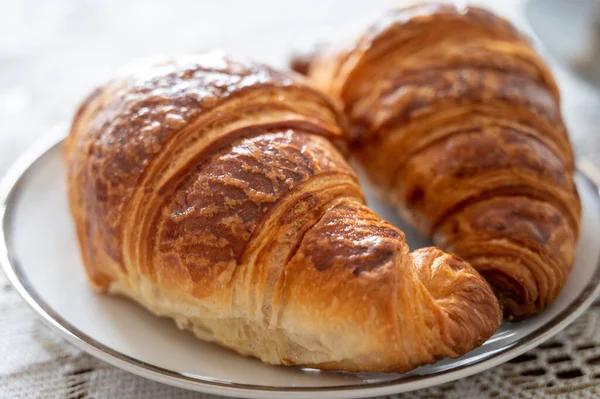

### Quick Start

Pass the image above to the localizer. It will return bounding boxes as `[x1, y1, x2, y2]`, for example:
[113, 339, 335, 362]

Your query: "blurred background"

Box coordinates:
[0, 0, 599, 176]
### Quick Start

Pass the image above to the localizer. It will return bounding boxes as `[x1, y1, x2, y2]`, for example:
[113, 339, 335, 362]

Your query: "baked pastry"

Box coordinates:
[294, 3, 581, 319]
[65, 52, 501, 372]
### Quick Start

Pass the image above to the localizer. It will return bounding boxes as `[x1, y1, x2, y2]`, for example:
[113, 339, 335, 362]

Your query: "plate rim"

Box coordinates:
[2, 127, 600, 398]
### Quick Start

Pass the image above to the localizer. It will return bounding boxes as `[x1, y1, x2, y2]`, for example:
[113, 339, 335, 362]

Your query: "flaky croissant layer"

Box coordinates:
[296, 3, 581, 319]
[66, 52, 500, 372]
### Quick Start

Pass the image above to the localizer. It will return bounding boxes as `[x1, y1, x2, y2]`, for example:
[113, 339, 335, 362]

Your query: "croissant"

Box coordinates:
[65, 52, 501, 372]
[294, 3, 582, 319]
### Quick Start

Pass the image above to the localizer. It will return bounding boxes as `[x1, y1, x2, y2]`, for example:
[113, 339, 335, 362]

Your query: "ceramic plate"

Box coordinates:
[2, 126, 600, 399]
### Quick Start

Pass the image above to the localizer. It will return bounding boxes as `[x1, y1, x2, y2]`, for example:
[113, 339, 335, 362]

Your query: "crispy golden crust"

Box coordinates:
[301, 3, 581, 319]
[66, 51, 501, 372]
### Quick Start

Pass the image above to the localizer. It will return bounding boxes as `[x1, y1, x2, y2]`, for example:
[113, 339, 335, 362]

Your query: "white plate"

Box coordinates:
[2, 126, 600, 399]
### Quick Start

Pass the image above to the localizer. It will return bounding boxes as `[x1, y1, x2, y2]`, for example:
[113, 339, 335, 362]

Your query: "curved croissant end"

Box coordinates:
[66, 51, 500, 372]
[298, 3, 581, 319]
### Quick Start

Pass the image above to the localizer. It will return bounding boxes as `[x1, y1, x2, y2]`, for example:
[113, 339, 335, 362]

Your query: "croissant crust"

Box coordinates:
[297, 3, 581, 319]
[66, 52, 501, 372]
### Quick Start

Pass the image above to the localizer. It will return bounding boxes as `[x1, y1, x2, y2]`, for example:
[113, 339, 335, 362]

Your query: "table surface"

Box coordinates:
[2, 0, 600, 398]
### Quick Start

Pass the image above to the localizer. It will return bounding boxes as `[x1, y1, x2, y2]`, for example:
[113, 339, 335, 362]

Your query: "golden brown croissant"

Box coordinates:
[295, 3, 582, 319]
[65, 52, 501, 372]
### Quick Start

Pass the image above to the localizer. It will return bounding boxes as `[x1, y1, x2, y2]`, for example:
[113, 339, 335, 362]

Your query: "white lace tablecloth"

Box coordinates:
[2, 0, 600, 398]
